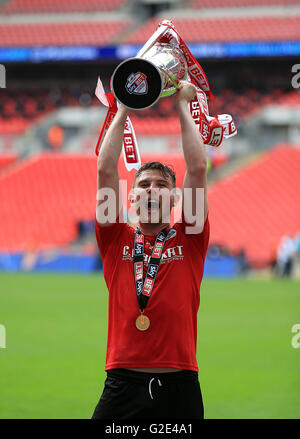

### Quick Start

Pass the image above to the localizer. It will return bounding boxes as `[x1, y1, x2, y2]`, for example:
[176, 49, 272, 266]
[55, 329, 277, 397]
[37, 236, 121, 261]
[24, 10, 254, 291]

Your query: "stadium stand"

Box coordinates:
[0, 145, 298, 269]
[0, 152, 186, 251]
[0, 153, 17, 171]
[208, 144, 300, 267]
[124, 15, 300, 43]
[0, 20, 132, 46]
[0, 0, 298, 275]
[0, 118, 31, 135]
[0, 0, 129, 14]
[190, 0, 300, 8]
[0, 87, 296, 137]
[278, 90, 300, 107]
[0, 153, 96, 251]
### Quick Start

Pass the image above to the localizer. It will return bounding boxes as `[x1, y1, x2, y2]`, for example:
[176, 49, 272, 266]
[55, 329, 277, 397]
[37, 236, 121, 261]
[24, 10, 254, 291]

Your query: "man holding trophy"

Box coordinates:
[92, 20, 236, 420]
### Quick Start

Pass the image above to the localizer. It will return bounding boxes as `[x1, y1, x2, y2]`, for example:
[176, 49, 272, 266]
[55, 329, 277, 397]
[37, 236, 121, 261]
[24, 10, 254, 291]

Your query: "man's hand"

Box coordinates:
[174, 81, 197, 104]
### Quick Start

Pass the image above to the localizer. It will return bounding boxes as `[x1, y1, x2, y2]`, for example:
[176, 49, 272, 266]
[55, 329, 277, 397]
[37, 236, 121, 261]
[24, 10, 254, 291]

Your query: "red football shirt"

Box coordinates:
[95, 216, 210, 372]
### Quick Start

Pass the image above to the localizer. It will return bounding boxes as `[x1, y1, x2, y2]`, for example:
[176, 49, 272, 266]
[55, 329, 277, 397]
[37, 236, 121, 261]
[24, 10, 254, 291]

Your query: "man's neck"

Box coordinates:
[138, 222, 169, 236]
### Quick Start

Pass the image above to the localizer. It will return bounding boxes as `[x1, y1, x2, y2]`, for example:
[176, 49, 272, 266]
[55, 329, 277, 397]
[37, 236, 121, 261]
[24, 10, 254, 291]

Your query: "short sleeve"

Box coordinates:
[95, 216, 127, 259]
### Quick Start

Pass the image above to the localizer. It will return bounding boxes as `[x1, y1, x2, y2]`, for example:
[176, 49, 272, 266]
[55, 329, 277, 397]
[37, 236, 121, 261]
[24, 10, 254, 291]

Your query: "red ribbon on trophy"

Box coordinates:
[95, 77, 141, 171]
[156, 19, 237, 148]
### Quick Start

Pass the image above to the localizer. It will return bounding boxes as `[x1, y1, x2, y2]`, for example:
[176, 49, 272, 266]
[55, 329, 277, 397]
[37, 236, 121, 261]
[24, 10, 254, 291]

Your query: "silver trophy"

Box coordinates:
[111, 34, 188, 110]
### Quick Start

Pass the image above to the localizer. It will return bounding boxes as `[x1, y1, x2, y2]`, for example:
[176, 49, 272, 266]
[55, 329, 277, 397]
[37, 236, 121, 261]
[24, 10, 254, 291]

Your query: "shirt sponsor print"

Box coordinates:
[122, 244, 184, 264]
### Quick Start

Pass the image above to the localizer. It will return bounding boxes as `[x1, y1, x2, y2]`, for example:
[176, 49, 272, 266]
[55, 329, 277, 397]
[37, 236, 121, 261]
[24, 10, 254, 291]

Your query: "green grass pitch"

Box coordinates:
[0, 273, 299, 419]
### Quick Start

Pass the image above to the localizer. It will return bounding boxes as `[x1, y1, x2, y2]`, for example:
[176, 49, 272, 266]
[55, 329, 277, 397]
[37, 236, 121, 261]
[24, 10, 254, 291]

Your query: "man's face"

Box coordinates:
[130, 169, 175, 225]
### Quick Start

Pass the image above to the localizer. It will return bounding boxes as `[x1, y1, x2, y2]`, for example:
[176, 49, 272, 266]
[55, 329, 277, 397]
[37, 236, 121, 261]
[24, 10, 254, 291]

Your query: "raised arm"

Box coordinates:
[174, 82, 208, 227]
[96, 104, 130, 225]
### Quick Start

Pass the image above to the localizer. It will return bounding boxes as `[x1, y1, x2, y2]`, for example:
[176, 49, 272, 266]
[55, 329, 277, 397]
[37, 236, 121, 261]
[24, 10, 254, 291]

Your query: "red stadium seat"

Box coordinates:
[0, 87, 296, 139]
[0, 20, 132, 46]
[0, 154, 97, 251]
[0, 118, 31, 134]
[278, 90, 300, 106]
[0, 146, 299, 268]
[208, 145, 300, 267]
[125, 16, 300, 44]
[0, 154, 18, 171]
[0, 88, 297, 141]
[131, 116, 181, 135]
[0, 153, 186, 251]
[0, 0, 129, 14]
[190, 0, 300, 8]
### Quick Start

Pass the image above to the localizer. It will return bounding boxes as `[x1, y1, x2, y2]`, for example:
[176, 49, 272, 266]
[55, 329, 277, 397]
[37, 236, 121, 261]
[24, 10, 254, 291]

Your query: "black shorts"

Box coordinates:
[91, 368, 204, 420]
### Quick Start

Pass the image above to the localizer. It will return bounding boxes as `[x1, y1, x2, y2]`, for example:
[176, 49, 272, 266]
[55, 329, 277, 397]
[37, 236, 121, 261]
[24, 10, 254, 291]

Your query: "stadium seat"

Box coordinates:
[0, 154, 97, 251]
[131, 116, 181, 135]
[0, 87, 296, 136]
[0, 152, 187, 251]
[124, 16, 300, 44]
[0, 146, 299, 268]
[208, 145, 300, 267]
[278, 90, 300, 107]
[0, 118, 31, 135]
[0, 154, 17, 171]
[0, 20, 131, 46]
[190, 0, 300, 7]
[0, 0, 129, 14]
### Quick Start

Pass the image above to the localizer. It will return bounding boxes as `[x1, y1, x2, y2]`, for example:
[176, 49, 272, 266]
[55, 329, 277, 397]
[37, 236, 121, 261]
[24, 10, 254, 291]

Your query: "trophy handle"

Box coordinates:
[136, 24, 169, 58]
[160, 69, 182, 91]
[111, 57, 163, 110]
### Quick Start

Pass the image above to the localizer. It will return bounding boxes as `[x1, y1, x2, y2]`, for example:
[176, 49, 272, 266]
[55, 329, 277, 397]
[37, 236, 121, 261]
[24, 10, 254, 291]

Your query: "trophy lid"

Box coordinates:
[111, 58, 163, 110]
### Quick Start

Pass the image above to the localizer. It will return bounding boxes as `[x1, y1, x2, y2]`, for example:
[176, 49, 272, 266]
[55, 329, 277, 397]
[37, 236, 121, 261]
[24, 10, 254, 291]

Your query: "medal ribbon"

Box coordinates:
[133, 227, 168, 313]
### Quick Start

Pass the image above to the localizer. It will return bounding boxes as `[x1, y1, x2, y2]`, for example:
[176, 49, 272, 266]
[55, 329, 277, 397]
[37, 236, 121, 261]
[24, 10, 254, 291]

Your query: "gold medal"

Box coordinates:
[136, 314, 150, 331]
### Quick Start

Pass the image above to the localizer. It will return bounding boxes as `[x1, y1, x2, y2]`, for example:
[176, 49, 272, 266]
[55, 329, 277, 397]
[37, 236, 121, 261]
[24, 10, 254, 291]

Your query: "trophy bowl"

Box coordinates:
[111, 43, 188, 110]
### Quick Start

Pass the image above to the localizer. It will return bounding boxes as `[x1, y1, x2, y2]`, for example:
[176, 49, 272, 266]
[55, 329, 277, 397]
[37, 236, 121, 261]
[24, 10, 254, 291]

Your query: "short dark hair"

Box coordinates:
[133, 161, 176, 188]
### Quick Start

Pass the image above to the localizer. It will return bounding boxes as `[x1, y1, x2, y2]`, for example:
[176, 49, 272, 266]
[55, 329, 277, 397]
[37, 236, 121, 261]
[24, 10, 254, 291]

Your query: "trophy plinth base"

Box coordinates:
[111, 58, 163, 110]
